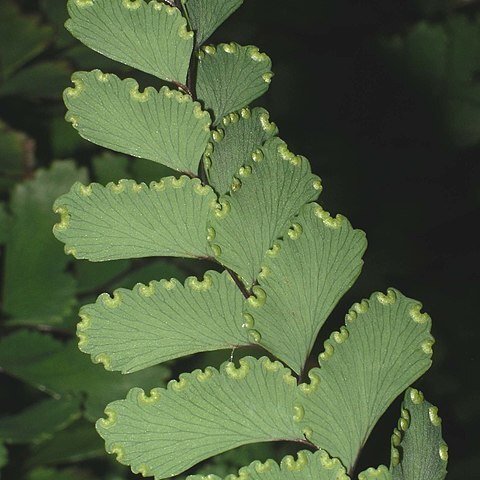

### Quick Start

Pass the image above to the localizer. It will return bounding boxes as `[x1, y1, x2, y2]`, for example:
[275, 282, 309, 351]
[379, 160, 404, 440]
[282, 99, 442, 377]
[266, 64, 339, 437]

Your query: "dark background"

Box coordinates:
[0, 0, 478, 478]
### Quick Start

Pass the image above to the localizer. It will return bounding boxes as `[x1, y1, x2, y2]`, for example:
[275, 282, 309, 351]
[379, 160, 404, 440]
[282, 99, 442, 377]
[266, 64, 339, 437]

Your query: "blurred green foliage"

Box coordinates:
[0, 0, 477, 478]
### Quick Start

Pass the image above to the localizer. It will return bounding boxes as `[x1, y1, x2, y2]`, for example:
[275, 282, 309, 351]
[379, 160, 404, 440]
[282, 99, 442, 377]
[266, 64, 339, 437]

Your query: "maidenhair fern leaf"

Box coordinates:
[390, 388, 448, 480]
[77, 270, 250, 373]
[205, 107, 279, 195]
[299, 290, 434, 472]
[358, 466, 392, 480]
[53, 176, 216, 261]
[188, 450, 349, 480]
[208, 137, 321, 286]
[64, 70, 211, 174]
[65, 0, 193, 83]
[244, 203, 367, 374]
[183, 0, 244, 46]
[196, 43, 273, 124]
[96, 356, 304, 478]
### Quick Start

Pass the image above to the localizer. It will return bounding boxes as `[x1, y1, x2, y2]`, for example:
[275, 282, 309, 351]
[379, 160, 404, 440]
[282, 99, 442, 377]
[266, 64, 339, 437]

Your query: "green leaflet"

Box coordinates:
[65, 0, 193, 83]
[205, 107, 279, 195]
[0, 120, 29, 192]
[2, 161, 87, 326]
[0, 331, 169, 421]
[63, 70, 211, 174]
[197, 43, 273, 124]
[53, 176, 216, 261]
[188, 450, 349, 480]
[391, 389, 448, 480]
[298, 290, 434, 471]
[244, 203, 367, 374]
[0, 398, 81, 445]
[78, 270, 249, 373]
[358, 466, 392, 480]
[208, 137, 321, 286]
[0, 442, 7, 468]
[183, 0, 244, 46]
[96, 356, 304, 478]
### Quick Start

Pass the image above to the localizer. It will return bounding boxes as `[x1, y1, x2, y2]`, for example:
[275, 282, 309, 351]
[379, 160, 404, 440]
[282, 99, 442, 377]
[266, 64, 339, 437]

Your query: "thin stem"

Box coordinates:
[226, 268, 250, 299]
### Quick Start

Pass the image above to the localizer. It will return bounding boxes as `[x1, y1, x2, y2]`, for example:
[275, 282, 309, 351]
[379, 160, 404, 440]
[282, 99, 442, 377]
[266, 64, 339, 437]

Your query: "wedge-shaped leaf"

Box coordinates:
[27, 467, 97, 480]
[3, 161, 87, 326]
[205, 107, 278, 195]
[0, 398, 81, 444]
[358, 466, 392, 480]
[183, 0, 243, 46]
[65, 0, 193, 83]
[64, 70, 211, 174]
[189, 450, 349, 480]
[197, 43, 273, 123]
[0, 331, 169, 421]
[53, 176, 216, 261]
[78, 270, 250, 373]
[298, 289, 434, 471]
[390, 388, 448, 480]
[208, 137, 321, 286]
[97, 356, 305, 478]
[244, 203, 366, 374]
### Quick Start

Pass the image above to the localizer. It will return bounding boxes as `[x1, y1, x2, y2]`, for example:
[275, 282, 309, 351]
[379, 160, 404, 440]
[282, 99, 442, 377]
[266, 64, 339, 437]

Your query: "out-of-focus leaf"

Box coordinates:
[0, 203, 10, 244]
[0, 1, 53, 79]
[0, 442, 7, 468]
[197, 43, 273, 124]
[183, 0, 244, 46]
[27, 421, 105, 467]
[64, 70, 211, 174]
[40, 0, 76, 48]
[381, 15, 480, 147]
[2, 161, 87, 326]
[0, 120, 31, 191]
[66, 0, 193, 83]
[27, 467, 96, 480]
[0, 331, 170, 421]
[0, 61, 71, 100]
[0, 398, 81, 445]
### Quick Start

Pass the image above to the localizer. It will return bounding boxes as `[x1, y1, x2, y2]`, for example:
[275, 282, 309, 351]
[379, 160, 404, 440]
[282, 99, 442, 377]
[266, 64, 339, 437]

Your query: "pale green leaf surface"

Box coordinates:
[197, 43, 273, 124]
[0, 331, 169, 421]
[3, 161, 87, 326]
[53, 176, 216, 261]
[27, 420, 105, 467]
[208, 137, 321, 286]
[390, 388, 448, 480]
[66, 0, 193, 82]
[97, 356, 304, 478]
[299, 289, 434, 471]
[0, 398, 81, 445]
[205, 107, 278, 195]
[183, 0, 243, 46]
[64, 70, 211, 174]
[0, 2, 53, 79]
[245, 203, 366, 374]
[78, 270, 249, 373]
[188, 450, 348, 480]
[359, 466, 392, 480]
